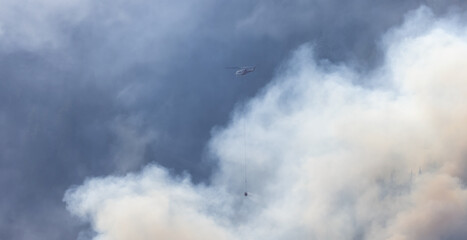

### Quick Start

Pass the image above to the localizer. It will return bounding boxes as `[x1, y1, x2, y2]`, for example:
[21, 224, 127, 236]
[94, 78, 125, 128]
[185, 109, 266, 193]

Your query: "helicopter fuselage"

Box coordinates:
[235, 67, 255, 76]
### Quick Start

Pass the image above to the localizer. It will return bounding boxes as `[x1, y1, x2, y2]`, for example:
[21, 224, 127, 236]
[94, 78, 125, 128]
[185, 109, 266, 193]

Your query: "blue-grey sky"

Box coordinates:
[1, 1, 467, 239]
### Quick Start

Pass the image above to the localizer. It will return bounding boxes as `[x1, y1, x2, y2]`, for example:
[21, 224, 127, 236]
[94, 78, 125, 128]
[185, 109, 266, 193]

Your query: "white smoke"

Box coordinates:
[65, 7, 467, 240]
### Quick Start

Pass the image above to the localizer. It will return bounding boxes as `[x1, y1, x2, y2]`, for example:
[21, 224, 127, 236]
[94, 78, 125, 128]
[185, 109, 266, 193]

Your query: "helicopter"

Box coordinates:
[226, 66, 256, 76]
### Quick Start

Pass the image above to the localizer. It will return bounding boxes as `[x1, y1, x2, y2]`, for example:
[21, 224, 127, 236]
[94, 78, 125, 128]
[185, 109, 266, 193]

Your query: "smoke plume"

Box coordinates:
[65, 7, 467, 240]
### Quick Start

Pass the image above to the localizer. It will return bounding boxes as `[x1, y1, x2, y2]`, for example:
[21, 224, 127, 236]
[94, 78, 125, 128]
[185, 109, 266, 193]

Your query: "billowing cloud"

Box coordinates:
[65, 166, 235, 240]
[65, 7, 467, 240]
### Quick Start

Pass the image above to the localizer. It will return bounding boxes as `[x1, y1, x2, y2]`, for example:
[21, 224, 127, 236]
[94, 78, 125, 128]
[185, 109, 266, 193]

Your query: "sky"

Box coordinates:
[1, 1, 467, 239]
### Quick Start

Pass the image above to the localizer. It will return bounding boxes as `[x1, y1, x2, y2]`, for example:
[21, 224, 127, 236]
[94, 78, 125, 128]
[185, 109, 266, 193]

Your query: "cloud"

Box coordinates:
[2, 0, 466, 239]
[0, 0, 91, 51]
[65, 166, 235, 240]
[64, 7, 467, 240]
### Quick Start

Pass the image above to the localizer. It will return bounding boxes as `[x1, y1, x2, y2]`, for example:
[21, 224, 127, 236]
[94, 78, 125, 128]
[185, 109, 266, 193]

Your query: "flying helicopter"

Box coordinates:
[226, 66, 256, 76]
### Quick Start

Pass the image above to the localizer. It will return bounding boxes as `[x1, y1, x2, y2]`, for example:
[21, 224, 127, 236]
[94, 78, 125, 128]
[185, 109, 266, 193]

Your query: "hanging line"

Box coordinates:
[243, 109, 248, 197]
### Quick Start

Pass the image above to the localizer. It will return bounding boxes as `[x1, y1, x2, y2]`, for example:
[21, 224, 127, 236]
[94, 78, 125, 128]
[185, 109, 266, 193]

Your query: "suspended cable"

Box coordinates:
[243, 112, 248, 197]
